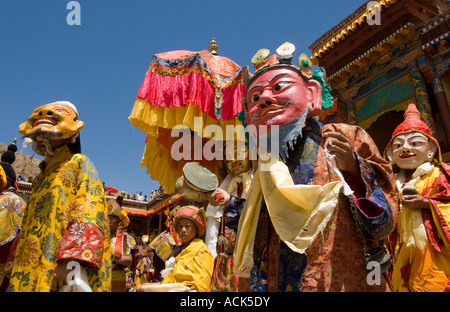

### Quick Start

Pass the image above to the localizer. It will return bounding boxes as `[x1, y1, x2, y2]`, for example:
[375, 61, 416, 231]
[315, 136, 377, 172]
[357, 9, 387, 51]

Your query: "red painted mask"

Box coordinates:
[245, 67, 321, 136]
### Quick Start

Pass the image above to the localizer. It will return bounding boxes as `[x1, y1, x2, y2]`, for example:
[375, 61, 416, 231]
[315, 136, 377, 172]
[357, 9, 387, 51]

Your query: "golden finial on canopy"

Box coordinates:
[209, 38, 218, 55]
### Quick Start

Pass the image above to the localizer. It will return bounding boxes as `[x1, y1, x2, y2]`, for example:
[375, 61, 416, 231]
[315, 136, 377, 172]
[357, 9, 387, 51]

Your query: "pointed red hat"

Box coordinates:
[385, 103, 441, 163]
[392, 104, 433, 138]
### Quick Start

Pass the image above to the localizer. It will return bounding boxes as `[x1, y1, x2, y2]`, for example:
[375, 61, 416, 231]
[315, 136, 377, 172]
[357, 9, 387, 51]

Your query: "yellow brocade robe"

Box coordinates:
[8, 145, 112, 292]
[161, 238, 214, 292]
[392, 165, 450, 292]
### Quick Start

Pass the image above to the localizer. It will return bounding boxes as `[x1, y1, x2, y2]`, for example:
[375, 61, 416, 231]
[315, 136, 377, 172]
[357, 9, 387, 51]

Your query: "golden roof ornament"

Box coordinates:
[209, 38, 218, 55]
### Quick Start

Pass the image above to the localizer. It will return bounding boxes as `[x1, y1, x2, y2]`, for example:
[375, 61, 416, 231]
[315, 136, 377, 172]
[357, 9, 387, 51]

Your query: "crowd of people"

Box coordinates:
[130, 187, 164, 202]
[0, 42, 449, 293]
[102, 184, 164, 202]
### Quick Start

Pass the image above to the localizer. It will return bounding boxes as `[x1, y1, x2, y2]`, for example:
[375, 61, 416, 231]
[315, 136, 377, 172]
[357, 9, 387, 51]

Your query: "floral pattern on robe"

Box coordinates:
[8, 145, 111, 292]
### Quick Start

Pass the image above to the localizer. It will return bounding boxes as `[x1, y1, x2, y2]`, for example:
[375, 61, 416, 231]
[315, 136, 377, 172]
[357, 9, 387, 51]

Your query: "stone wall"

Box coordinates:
[0, 142, 41, 181]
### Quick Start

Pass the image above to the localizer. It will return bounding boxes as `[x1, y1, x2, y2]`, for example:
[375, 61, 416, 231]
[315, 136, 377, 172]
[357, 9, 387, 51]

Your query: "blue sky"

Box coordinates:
[0, 0, 360, 196]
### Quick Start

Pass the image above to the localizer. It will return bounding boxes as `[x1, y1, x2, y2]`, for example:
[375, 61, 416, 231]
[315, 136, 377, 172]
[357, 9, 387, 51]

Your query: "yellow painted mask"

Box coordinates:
[225, 143, 251, 176]
[19, 101, 84, 141]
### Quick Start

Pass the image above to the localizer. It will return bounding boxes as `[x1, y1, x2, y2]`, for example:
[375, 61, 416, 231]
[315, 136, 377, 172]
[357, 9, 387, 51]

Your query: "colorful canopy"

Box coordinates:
[129, 45, 246, 193]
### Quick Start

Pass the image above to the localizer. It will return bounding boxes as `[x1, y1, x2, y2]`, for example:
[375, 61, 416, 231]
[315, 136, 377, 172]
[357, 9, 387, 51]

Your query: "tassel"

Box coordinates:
[211, 253, 237, 292]
[114, 227, 124, 261]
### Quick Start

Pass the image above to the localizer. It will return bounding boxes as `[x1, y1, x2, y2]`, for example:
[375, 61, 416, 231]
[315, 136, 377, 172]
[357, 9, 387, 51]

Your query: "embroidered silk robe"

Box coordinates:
[391, 164, 450, 292]
[0, 190, 26, 289]
[8, 145, 111, 292]
[227, 119, 398, 292]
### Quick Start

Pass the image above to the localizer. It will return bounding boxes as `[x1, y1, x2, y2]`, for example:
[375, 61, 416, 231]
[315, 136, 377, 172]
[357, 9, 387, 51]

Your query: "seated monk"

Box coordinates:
[136, 205, 214, 292]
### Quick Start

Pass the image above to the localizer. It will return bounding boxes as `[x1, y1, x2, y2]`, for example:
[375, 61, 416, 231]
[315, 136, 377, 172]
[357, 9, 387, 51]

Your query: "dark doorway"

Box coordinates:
[365, 110, 404, 154]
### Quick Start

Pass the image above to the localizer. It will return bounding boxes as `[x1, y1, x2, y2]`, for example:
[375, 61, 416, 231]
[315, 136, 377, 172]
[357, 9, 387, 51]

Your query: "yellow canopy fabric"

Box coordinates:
[129, 98, 245, 194]
[129, 48, 246, 194]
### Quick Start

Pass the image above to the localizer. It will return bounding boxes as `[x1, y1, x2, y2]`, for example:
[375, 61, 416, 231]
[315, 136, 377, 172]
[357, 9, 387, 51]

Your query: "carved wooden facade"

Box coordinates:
[309, 0, 450, 160]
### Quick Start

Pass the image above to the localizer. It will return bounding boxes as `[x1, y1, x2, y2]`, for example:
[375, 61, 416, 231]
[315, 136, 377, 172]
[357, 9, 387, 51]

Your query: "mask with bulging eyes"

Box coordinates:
[19, 102, 84, 142]
[245, 67, 321, 137]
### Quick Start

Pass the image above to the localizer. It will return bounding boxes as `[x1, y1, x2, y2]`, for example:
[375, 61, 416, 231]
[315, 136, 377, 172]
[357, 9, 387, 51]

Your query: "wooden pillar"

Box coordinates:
[146, 216, 151, 236]
[346, 97, 358, 125]
[147, 215, 153, 236]
[409, 61, 437, 136]
[158, 213, 162, 234]
[432, 77, 450, 147]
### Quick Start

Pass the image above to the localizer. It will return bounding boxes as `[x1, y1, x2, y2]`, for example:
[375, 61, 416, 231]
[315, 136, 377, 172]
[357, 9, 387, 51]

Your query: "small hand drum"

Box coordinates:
[175, 162, 219, 203]
[402, 187, 418, 196]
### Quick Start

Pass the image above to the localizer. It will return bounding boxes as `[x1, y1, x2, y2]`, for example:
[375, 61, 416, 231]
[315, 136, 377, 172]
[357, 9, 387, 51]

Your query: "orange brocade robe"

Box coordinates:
[391, 164, 450, 292]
